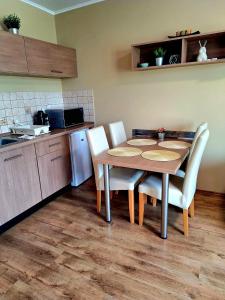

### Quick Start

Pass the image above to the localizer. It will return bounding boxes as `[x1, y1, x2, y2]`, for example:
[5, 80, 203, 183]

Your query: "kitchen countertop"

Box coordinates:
[0, 122, 94, 154]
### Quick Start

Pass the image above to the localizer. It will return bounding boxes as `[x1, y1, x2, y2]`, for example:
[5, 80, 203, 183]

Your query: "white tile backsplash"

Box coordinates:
[0, 89, 95, 133]
[62, 89, 95, 123]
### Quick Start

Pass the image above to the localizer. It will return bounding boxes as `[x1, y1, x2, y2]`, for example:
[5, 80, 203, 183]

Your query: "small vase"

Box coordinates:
[9, 28, 19, 35]
[158, 132, 165, 140]
[156, 57, 163, 66]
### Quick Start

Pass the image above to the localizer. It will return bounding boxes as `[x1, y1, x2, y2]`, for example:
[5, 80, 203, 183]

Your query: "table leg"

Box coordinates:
[161, 173, 169, 239]
[104, 164, 111, 223]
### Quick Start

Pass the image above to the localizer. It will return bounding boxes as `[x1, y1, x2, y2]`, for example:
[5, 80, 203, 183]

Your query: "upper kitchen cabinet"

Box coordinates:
[0, 32, 77, 78]
[24, 37, 77, 78]
[0, 31, 28, 75]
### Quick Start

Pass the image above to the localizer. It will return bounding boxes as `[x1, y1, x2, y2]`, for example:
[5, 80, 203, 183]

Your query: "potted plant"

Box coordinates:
[154, 47, 166, 66]
[157, 127, 166, 140]
[3, 14, 21, 35]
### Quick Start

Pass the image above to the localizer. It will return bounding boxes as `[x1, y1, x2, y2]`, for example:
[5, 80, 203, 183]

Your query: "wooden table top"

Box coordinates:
[95, 139, 189, 175]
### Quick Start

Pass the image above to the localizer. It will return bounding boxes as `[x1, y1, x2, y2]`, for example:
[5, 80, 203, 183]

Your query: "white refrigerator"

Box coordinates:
[70, 129, 93, 187]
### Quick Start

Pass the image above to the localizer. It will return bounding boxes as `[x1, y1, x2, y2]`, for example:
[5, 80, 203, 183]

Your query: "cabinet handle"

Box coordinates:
[51, 155, 62, 162]
[4, 154, 22, 162]
[51, 69, 63, 74]
[49, 142, 61, 148]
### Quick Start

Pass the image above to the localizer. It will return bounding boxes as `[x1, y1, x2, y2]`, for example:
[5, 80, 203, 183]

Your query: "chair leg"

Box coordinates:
[97, 190, 101, 213]
[183, 209, 189, 237]
[128, 190, 135, 224]
[151, 197, 157, 207]
[189, 199, 195, 218]
[139, 192, 147, 226]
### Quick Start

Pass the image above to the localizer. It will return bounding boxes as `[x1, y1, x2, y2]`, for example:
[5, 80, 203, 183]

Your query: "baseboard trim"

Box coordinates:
[196, 189, 225, 198]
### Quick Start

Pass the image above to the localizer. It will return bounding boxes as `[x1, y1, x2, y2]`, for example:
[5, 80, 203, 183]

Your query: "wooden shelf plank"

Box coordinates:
[132, 29, 225, 47]
[133, 58, 225, 71]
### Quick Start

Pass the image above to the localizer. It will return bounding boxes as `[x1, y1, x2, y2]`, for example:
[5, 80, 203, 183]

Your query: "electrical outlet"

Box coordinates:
[0, 118, 7, 125]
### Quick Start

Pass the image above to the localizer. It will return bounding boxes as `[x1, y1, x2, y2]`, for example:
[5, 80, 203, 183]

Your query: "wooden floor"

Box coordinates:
[0, 178, 225, 299]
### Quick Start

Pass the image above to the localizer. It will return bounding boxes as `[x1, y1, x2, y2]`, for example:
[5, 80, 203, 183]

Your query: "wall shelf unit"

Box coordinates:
[131, 30, 225, 71]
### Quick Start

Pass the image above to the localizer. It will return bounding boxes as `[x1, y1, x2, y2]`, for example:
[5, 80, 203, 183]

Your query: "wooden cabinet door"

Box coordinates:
[50, 44, 77, 78]
[0, 145, 42, 225]
[24, 38, 52, 76]
[38, 149, 71, 199]
[24, 37, 77, 78]
[0, 31, 28, 74]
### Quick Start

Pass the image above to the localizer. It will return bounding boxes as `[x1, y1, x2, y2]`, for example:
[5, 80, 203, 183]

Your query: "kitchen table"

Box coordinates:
[95, 139, 189, 239]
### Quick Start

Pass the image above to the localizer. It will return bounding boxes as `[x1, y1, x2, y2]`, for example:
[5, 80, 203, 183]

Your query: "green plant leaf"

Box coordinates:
[153, 47, 166, 58]
[3, 14, 21, 29]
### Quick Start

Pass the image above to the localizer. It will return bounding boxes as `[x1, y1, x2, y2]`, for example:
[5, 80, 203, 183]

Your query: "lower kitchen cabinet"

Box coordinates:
[0, 125, 93, 227]
[0, 144, 42, 225]
[37, 148, 72, 199]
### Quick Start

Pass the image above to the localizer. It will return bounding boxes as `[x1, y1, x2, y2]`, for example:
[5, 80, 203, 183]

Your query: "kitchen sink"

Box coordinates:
[0, 137, 19, 146]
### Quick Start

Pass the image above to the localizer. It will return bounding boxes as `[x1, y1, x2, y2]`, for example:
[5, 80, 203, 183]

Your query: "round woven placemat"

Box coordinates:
[127, 139, 157, 146]
[158, 140, 191, 149]
[108, 147, 142, 157]
[141, 150, 181, 161]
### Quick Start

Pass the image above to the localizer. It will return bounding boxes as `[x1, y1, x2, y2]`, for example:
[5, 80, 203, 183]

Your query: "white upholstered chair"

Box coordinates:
[139, 129, 209, 236]
[176, 122, 208, 178]
[109, 121, 127, 147]
[86, 126, 144, 223]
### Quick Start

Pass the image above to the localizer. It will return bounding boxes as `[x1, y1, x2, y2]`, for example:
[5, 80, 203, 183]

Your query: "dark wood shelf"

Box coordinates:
[133, 58, 225, 71]
[132, 30, 225, 71]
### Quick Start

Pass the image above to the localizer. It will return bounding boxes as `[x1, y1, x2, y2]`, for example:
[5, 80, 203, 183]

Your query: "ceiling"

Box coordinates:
[20, 0, 105, 15]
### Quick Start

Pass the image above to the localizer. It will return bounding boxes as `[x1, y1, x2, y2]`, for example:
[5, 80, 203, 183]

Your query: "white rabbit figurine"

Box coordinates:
[197, 40, 208, 62]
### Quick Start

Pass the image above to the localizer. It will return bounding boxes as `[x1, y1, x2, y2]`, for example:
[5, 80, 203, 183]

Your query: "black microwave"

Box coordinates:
[46, 108, 84, 129]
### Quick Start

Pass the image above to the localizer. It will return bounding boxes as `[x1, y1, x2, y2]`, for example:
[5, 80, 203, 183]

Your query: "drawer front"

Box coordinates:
[35, 135, 69, 157]
[0, 147, 24, 162]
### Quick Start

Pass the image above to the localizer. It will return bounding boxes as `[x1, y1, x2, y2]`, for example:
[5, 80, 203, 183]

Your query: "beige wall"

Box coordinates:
[55, 0, 225, 193]
[0, 0, 61, 91]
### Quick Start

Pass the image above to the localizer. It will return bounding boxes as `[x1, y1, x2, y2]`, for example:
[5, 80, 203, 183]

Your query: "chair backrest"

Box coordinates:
[189, 122, 208, 158]
[109, 121, 127, 147]
[182, 129, 209, 208]
[86, 126, 109, 188]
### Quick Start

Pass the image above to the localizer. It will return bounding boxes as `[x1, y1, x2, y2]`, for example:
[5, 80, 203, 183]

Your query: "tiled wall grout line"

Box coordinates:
[0, 89, 95, 133]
